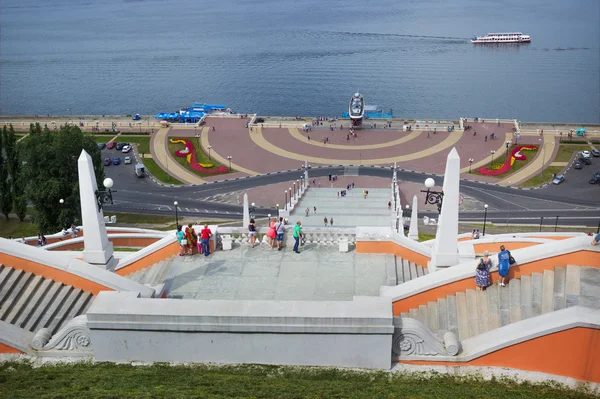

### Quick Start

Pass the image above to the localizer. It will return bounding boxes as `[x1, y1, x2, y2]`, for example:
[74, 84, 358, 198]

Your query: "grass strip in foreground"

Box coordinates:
[518, 165, 565, 188]
[141, 159, 183, 185]
[0, 361, 594, 399]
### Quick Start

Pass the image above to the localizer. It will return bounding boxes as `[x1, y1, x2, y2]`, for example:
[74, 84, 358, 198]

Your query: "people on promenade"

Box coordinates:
[305, 207, 310, 217]
[323, 217, 328, 227]
[267, 217, 277, 248]
[176, 225, 186, 256]
[475, 251, 493, 291]
[293, 221, 303, 254]
[497, 245, 512, 286]
[313, 206, 317, 214]
[185, 223, 197, 255]
[275, 217, 285, 251]
[388, 201, 391, 209]
[330, 217, 333, 226]
[200, 224, 212, 256]
[592, 233, 600, 245]
[248, 218, 257, 248]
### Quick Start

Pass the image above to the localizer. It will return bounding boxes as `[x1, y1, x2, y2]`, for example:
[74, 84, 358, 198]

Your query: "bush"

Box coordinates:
[559, 140, 590, 144]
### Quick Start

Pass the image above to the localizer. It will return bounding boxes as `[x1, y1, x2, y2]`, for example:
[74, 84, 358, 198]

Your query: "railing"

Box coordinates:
[216, 226, 357, 248]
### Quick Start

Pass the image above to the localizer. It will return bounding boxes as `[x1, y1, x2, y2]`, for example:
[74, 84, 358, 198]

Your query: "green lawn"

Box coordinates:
[168, 137, 230, 177]
[519, 165, 565, 188]
[141, 159, 183, 185]
[553, 144, 592, 162]
[0, 361, 593, 399]
[119, 136, 150, 154]
[0, 214, 40, 239]
[469, 146, 538, 178]
[91, 135, 113, 143]
[418, 233, 436, 242]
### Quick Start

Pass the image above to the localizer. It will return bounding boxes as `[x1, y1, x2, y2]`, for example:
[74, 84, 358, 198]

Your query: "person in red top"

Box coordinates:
[200, 224, 212, 256]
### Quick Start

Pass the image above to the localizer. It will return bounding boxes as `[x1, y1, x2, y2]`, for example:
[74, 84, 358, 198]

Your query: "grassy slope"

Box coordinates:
[0, 362, 594, 399]
[141, 159, 183, 185]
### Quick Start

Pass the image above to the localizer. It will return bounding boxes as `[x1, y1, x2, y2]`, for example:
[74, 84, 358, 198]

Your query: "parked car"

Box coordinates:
[592, 149, 600, 157]
[122, 144, 132, 153]
[551, 175, 565, 185]
[589, 176, 600, 184]
[115, 142, 126, 151]
[594, 171, 600, 178]
[581, 150, 591, 159]
[578, 157, 592, 165]
[103, 158, 111, 166]
[124, 156, 132, 164]
[106, 141, 116, 149]
[97, 142, 106, 150]
[573, 161, 582, 169]
[113, 157, 120, 165]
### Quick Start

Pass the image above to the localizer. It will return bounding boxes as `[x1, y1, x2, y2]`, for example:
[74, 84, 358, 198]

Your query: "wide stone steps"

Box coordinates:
[126, 256, 176, 286]
[0, 264, 94, 335]
[396, 257, 428, 283]
[400, 265, 600, 341]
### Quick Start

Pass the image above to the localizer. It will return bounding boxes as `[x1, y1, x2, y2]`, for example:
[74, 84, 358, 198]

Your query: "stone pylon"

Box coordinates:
[431, 148, 461, 270]
[78, 150, 117, 270]
[243, 192, 250, 228]
[408, 195, 419, 241]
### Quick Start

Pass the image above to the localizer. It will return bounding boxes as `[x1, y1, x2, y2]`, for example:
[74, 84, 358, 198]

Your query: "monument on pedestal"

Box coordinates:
[408, 195, 419, 241]
[430, 148, 461, 270]
[78, 150, 118, 270]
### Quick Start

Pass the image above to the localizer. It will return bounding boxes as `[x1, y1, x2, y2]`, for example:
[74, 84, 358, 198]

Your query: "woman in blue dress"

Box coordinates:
[475, 251, 492, 290]
[497, 245, 511, 287]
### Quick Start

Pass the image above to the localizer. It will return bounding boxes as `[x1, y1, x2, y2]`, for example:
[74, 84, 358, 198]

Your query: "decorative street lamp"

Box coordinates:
[468, 158, 474, 173]
[276, 204, 280, 218]
[174, 201, 179, 228]
[207, 146, 212, 160]
[250, 202, 256, 219]
[421, 178, 444, 214]
[95, 178, 116, 212]
[195, 133, 200, 150]
[296, 180, 300, 198]
[227, 156, 232, 171]
[293, 182, 296, 200]
[490, 150, 496, 167]
[284, 191, 288, 210]
[288, 187, 292, 206]
[483, 204, 488, 236]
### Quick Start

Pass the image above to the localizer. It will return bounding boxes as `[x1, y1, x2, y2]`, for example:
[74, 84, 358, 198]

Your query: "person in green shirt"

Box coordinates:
[293, 221, 302, 254]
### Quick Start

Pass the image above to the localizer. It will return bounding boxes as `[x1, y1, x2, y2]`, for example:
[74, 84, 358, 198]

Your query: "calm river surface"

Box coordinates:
[1, 0, 599, 122]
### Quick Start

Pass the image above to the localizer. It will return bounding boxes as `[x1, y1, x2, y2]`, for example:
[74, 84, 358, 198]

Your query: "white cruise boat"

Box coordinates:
[349, 92, 364, 120]
[470, 32, 531, 44]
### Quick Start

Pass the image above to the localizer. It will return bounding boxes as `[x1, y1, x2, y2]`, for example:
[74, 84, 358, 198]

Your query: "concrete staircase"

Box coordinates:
[0, 265, 94, 335]
[400, 265, 600, 341]
[397, 257, 428, 283]
[125, 256, 176, 287]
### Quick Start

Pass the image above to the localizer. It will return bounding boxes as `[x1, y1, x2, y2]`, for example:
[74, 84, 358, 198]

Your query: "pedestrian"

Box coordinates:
[305, 206, 310, 217]
[427, 131, 430, 138]
[248, 218, 257, 248]
[37, 233, 43, 246]
[485, 135, 487, 142]
[471, 229, 476, 239]
[293, 221, 303, 254]
[388, 201, 391, 209]
[275, 217, 285, 251]
[592, 233, 600, 245]
[41, 234, 47, 246]
[337, 192, 340, 198]
[267, 217, 277, 248]
[176, 225, 186, 256]
[185, 223, 197, 255]
[474, 229, 481, 239]
[200, 224, 212, 256]
[328, 173, 332, 181]
[324, 217, 328, 227]
[497, 245, 512, 286]
[363, 190, 366, 199]
[308, 134, 311, 141]
[475, 251, 492, 290]
[313, 206, 317, 214]
[352, 182, 355, 188]
[330, 217, 333, 226]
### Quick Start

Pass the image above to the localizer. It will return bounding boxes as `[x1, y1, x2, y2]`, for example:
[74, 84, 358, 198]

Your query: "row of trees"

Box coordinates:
[0, 123, 104, 234]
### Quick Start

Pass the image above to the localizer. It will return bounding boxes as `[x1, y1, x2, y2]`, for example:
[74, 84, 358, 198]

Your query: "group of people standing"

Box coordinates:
[175, 223, 212, 257]
[475, 245, 515, 290]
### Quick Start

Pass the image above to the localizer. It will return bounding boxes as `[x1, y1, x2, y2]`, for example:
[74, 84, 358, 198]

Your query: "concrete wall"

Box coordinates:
[87, 292, 394, 369]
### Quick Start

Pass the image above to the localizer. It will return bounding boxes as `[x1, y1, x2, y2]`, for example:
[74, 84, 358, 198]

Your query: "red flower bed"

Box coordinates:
[478, 145, 537, 176]
[171, 138, 229, 174]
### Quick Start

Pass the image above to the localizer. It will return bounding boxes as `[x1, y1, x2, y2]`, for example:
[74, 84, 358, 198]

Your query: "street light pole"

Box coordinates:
[293, 182, 296, 200]
[490, 150, 496, 167]
[539, 216, 544, 232]
[538, 140, 545, 184]
[468, 158, 474, 173]
[284, 192, 287, 210]
[483, 204, 488, 236]
[207, 146, 212, 160]
[227, 156, 232, 171]
[554, 215, 559, 232]
[276, 204, 279, 218]
[174, 201, 179, 228]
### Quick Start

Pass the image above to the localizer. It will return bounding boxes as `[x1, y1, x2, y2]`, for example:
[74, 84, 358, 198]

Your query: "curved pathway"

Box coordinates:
[288, 127, 424, 150]
[150, 127, 206, 185]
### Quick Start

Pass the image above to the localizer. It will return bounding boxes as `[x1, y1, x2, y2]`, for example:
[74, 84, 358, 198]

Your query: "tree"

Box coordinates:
[3, 124, 26, 221]
[21, 123, 104, 233]
[0, 126, 13, 220]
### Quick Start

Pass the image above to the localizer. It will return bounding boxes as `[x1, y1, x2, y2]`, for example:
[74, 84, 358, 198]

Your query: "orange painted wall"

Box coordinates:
[356, 241, 430, 268]
[0, 342, 24, 354]
[115, 241, 180, 276]
[48, 237, 161, 251]
[393, 250, 600, 315]
[0, 253, 113, 295]
[397, 327, 600, 383]
[528, 235, 577, 240]
[473, 242, 539, 253]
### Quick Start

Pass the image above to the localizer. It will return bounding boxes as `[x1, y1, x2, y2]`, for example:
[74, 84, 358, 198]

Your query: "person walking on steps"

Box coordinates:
[275, 217, 285, 251]
[324, 217, 328, 227]
[305, 207, 310, 217]
[497, 245, 512, 286]
[330, 217, 333, 226]
[475, 251, 492, 290]
[293, 221, 303, 254]
[200, 224, 212, 256]
[313, 206, 317, 214]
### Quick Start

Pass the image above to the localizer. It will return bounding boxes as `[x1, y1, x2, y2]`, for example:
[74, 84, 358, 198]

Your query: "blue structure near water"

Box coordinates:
[342, 106, 393, 119]
[156, 103, 228, 123]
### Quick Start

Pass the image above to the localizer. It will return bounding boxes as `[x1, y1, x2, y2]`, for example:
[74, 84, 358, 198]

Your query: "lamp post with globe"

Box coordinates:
[420, 178, 444, 214]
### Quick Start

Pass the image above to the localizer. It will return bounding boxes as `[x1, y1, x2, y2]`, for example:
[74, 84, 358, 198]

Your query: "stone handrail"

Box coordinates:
[116, 233, 178, 270]
[42, 233, 166, 251]
[0, 238, 155, 297]
[356, 227, 432, 258]
[16, 226, 166, 245]
[216, 226, 357, 247]
[380, 235, 598, 302]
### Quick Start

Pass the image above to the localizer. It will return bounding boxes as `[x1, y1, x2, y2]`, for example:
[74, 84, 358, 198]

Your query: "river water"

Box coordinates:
[1, 0, 598, 122]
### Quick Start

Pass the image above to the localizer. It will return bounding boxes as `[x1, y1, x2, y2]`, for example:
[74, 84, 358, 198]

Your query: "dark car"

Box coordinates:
[103, 158, 111, 166]
[594, 171, 600, 178]
[578, 157, 592, 165]
[106, 141, 116, 149]
[97, 142, 106, 150]
[255, 117, 265, 123]
[115, 142, 126, 150]
[573, 161, 582, 169]
[113, 157, 120, 165]
[589, 176, 600, 184]
[592, 149, 600, 157]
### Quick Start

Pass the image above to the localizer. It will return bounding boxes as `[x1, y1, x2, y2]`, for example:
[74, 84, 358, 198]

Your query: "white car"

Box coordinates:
[124, 156, 132, 164]
[122, 145, 132, 153]
[581, 150, 590, 158]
